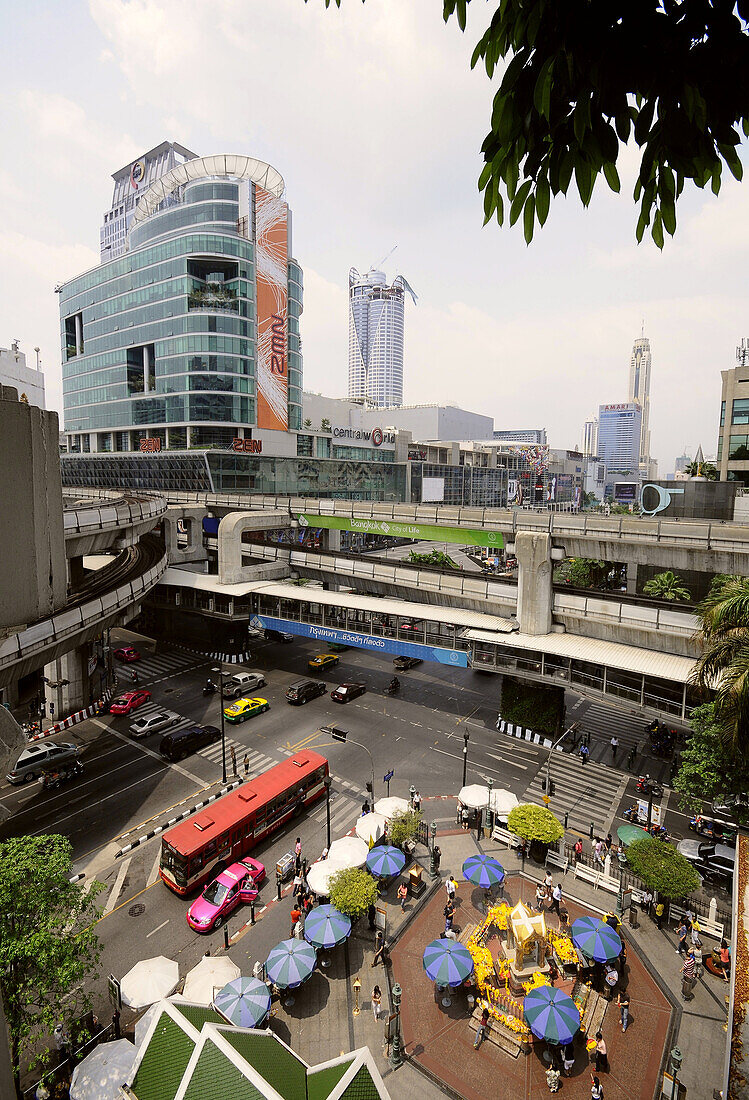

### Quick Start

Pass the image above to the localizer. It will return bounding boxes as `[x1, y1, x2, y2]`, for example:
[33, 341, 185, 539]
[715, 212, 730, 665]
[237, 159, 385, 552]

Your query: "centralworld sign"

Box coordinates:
[297, 514, 504, 549]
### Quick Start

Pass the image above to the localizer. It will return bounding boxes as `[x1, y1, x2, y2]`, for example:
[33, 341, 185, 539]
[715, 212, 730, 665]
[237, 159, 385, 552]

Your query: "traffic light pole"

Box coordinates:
[325, 728, 375, 802]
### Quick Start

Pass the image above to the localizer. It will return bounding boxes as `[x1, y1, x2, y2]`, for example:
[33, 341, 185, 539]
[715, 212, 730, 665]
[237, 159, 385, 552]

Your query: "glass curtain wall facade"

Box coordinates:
[60, 155, 302, 454]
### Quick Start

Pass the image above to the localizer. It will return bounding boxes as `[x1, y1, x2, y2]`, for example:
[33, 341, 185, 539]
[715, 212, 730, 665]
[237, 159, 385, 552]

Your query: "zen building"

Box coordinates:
[59, 147, 303, 456]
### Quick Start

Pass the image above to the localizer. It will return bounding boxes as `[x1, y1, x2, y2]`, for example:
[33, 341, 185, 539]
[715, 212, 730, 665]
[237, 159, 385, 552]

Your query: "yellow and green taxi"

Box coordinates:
[307, 653, 340, 671]
[223, 697, 270, 724]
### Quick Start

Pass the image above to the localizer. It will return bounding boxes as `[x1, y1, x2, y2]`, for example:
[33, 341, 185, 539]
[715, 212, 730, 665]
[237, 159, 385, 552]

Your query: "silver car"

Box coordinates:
[7, 741, 78, 785]
[676, 838, 735, 884]
[130, 712, 180, 739]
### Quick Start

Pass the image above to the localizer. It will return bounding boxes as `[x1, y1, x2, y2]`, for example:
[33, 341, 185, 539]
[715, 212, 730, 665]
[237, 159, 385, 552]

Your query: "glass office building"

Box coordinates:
[59, 151, 303, 455]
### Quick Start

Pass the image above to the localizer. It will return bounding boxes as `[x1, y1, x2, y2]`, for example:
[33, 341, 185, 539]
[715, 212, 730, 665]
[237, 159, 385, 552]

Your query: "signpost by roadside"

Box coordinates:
[384, 769, 394, 796]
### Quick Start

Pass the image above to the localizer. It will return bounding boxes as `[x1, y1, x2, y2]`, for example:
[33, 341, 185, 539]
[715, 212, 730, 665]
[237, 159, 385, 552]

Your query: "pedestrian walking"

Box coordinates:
[594, 1032, 608, 1073]
[461, 805, 470, 830]
[642, 890, 653, 918]
[558, 905, 570, 936]
[719, 940, 731, 982]
[230, 745, 237, 775]
[290, 904, 301, 938]
[413, 790, 422, 813]
[243, 753, 249, 776]
[692, 939, 703, 979]
[574, 838, 583, 862]
[562, 1041, 575, 1076]
[535, 883, 547, 911]
[544, 870, 553, 894]
[295, 837, 302, 859]
[655, 900, 665, 929]
[367, 903, 376, 930]
[610, 736, 619, 759]
[433, 845, 441, 874]
[676, 920, 688, 955]
[580, 743, 590, 765]
[361, 799, 370, 816]
[605, 832, 613, 851]
[550, 883, 563, 915]
[473, 1006, 490, 1049]
[590, 1074, 604, 1099]
[681, 951, 696, 1000]
[603, 964, 618, 999]
[371, 985, 382, 1020]
[397, 882, 408, 912]
[371, 930, 387, 967]
[617, 989, 630, 1032]
[594, 839, 604, 867]
[446, 876, 457, 902]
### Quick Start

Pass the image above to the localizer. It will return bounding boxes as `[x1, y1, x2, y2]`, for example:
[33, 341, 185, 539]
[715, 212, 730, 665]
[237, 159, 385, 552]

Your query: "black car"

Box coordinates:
[160, 724, 221, 762]
[393, 656, 423, 672]
[331, 682, 367, 704]
[286, 679, 327, 705]
[265, 629, 295, 643]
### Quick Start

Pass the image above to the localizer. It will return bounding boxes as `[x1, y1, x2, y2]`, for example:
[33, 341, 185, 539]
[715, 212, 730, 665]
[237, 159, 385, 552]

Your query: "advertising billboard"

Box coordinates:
[614, 482, 638, 503]
[255, 185, 288, 431]
[298, 514, 504, 549]
[250, 615, 469, 667]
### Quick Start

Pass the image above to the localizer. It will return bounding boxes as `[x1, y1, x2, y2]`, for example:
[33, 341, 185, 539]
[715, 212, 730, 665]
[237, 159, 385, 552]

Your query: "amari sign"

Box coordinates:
[298, 514, 504, 549]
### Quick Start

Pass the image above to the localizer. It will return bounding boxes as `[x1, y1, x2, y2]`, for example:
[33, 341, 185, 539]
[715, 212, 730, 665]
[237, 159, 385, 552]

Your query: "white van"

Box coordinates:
[223, 671, 267, 699]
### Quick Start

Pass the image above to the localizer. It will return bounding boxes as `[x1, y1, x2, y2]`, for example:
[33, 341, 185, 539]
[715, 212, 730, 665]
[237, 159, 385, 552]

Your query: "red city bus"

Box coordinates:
[160, 750, 329, 895]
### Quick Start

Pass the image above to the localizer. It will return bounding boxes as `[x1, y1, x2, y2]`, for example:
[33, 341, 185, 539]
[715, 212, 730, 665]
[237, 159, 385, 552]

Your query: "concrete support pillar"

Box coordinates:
[324, 528, 342, 551]
[44, 646, 91, 719]
[515, 531, 553, 635]
[626, 564, 638, 594]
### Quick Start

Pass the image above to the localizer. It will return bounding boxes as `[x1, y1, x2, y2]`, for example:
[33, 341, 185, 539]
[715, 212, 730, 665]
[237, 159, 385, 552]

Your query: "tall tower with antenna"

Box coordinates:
[628, 332, 653, 479]
[348, 254, 417, 407]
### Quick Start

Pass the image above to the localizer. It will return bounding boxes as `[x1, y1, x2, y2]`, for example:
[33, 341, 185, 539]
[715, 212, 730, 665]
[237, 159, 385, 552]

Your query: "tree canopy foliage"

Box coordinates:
[387, 808, 422, 849]
[0, 835, 103, 1087]
[625, 836, 701, 898]
[328, 867, 379, 919]
[692, 573, 749, 751]
[674, 702, 749, 814]
[317, 0, 749, 246]
[507, 803, 564, 844]
[642, 570, 692, 602]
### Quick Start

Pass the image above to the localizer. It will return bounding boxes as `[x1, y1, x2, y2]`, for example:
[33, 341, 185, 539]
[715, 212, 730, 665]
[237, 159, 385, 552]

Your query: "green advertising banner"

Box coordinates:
[297, 514, 504, 549]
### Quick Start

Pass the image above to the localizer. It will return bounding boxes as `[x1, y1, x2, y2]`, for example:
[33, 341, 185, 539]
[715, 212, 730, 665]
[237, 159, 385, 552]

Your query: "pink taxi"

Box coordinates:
[186, 858, 265, 933]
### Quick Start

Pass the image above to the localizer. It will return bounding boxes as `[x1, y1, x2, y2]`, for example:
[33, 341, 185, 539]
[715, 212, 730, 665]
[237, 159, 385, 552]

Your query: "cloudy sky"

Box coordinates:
[4, 0, 748, 472]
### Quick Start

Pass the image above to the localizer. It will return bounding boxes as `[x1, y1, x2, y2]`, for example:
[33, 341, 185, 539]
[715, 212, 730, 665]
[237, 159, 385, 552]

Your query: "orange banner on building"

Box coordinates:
[255, 185, 288, 431]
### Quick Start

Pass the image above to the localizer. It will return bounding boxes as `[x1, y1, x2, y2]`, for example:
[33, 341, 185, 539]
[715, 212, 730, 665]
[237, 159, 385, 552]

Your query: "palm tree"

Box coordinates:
[692, 575, 749, 752]
[686, 460, 718, 480]
[642, 571, 692, 601]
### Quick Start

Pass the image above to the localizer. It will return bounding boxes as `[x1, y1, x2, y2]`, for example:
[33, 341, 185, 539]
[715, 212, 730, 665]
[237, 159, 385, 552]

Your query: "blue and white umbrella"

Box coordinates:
[422, 939, 474, 987]
[366, 844, 406, 877]
[462, 854, 505, 888]
[571, 916, 622, 962]
[303, 905, 352, 950]
[213, 977, 271, 1029]
[265, 938, 317, 989]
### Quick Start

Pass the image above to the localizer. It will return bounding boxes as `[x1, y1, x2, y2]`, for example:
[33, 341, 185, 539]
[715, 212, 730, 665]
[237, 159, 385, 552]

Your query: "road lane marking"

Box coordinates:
[103, 858, 131, 916]
[146, 919, 170, 939]
[91, 718, 205, 785]
[147, 848, 162, 887]
[431, 745, 527, 772]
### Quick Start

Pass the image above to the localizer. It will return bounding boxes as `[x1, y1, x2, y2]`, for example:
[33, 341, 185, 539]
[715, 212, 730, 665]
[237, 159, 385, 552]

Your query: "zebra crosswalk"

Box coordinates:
[310, 789, 365, 841]
[115, 647, 205, 686]
[521, 751, 629, 840]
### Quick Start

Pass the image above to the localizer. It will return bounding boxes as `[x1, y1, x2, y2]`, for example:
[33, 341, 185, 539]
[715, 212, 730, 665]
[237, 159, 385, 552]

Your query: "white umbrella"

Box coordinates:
[306, 858, 348, 896]
[183, 955, 241, 1005]
[356, 812, 387, 844]
[69, 1039, 136, 1100]
[374, 796, 409, 819]
[489, 789, 519, 816]
[328, 836, 369, 869]
[458, 784, 489, 810]
[120, 956, 179, 1010]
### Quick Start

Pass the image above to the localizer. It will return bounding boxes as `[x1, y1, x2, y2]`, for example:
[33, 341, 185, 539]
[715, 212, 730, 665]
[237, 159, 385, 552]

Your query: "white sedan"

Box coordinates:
[130, 712, 180, 738]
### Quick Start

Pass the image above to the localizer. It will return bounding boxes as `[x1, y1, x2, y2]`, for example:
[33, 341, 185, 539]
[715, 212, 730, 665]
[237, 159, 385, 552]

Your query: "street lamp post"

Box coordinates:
[389, 982, 404, 1068]
[212, 666, 227, 784]
[669, 1046, 682, 1099]
[462, 731, 469, 787]
[486, 776, 494, 833]
[323, 727, 375, 802]
[429, 821, 438, 879]
[544, 723, 577, 802]
[615, 850, 628, 917]
[323, 776, 332, 851]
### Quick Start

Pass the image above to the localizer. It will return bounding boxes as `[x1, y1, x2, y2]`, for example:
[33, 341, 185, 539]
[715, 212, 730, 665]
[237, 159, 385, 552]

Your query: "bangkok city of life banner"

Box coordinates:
[297, 514, 505, 549]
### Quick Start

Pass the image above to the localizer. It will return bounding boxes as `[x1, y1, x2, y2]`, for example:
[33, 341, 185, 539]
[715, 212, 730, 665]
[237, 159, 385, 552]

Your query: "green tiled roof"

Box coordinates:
[221, 1030, 307, 1100]
[173, 1003, 222, 1031]
[307, 1059, 353, 1100]
[131, 1012, 197, 1100]
[181, 1037, 265, 1100]
[338, 1064, 380, 1100]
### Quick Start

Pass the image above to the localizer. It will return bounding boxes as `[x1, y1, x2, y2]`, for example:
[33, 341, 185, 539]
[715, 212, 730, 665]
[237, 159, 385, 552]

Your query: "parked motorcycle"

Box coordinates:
[689, 815, 736, 844]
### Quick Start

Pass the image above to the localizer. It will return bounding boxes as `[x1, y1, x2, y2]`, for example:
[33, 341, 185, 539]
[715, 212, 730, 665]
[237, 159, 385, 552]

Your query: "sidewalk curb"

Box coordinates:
[115, 778, 243, 857]
[27, 689, 115, 740]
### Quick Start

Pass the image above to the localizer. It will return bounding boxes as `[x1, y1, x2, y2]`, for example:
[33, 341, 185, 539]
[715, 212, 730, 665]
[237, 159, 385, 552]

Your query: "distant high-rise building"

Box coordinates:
[597, 402, 642, 496]
[582, 418, 598, 457]
[100, 140, 198, 261]
[674, 452, 691, 475]
[717, 338, 749, 483]
[628, 335, 652, 479]
[0, 341, 46, 409]
[348, 268, 416, 407]
[493, 428, 547, 444]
